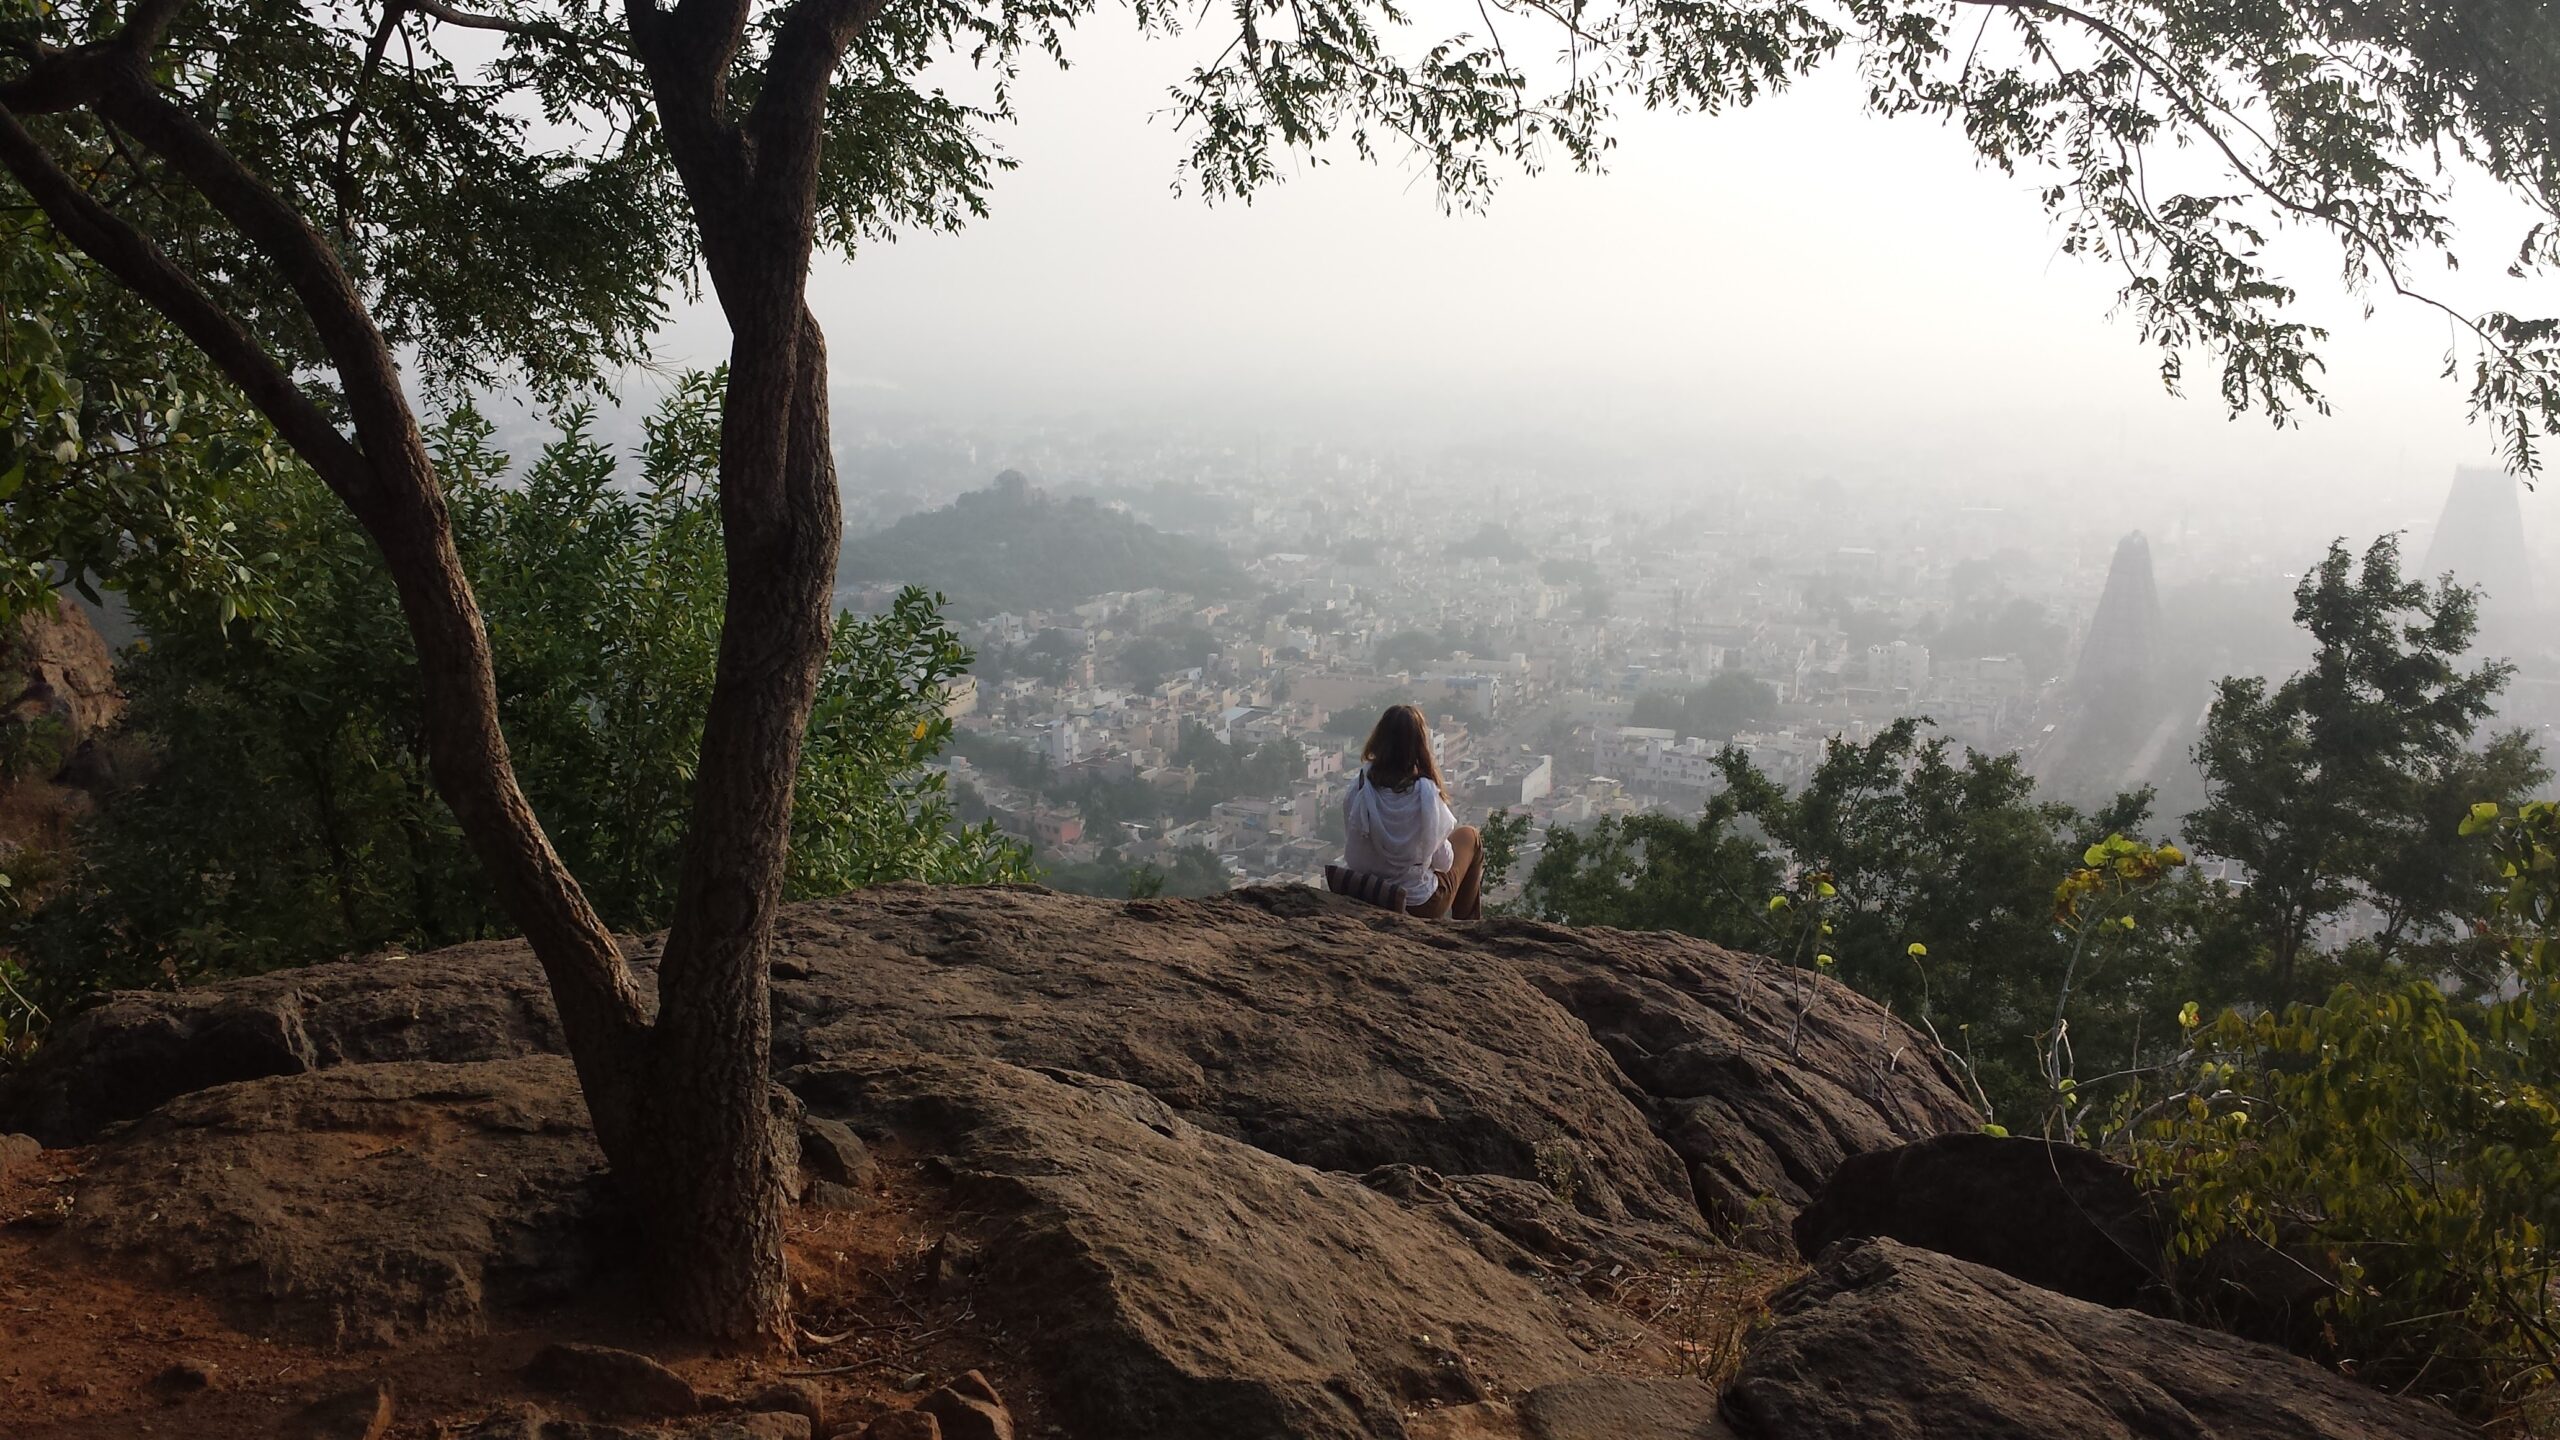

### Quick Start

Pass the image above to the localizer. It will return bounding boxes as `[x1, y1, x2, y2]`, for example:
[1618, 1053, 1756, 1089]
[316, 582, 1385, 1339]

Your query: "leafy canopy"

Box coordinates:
[6, 0, 2554, 477]
[0, 207, 285, 627]
[2136, 797, 2560, 1426]
[1515, 717, 2165, 1118]
[2187, 533, 2545, 990]
[6, 376, 1026, 1016]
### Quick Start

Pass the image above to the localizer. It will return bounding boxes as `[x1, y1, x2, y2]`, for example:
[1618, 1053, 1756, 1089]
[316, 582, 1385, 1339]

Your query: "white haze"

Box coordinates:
[628, 17, 2557, 554]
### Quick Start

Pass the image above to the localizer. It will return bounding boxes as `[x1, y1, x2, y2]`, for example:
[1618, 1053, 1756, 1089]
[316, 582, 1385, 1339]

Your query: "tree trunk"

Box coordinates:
[611, 310, 840, 1339]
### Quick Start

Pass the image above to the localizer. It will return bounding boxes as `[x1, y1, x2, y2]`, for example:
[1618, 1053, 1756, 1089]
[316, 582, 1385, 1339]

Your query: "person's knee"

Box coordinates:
[1451, 824, 1481, 848]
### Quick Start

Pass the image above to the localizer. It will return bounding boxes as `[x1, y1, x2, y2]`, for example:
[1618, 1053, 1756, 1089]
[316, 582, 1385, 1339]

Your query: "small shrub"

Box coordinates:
[1532, 1139, 1581, 1210]
[0, 712, 68, 785]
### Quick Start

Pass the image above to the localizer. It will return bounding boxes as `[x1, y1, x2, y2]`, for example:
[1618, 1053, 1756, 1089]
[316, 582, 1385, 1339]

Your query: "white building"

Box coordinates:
[1593, 726, 1724, 793]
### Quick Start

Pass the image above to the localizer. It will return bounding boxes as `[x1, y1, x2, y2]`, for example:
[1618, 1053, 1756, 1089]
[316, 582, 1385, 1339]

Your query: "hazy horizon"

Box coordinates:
[560, 18, 2552, 549]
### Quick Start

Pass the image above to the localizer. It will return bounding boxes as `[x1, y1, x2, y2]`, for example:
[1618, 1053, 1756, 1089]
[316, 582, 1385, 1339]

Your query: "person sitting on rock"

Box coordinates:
[1337, 703, 1483, 920]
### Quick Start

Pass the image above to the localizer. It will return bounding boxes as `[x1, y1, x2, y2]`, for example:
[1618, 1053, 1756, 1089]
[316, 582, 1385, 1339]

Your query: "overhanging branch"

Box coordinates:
[0, 101, 374, 501]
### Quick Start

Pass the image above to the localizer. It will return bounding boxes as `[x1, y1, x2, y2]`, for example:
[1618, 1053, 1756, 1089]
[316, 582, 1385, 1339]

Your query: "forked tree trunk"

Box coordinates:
[0, 0, 876, 1341]
[612, 311, 843, 1336]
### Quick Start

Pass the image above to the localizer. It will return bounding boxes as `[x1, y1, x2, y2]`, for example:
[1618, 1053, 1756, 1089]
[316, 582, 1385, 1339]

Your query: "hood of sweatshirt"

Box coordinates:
[1345, 770, 1450, 863]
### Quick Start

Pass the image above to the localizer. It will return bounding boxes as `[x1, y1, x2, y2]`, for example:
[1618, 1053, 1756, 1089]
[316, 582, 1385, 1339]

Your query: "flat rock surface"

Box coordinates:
[1721, 1239, 2480, 1440]
[767, 887, 1708, 1234]
[68, 1057, 607, 1347]
[790, 1052, 1638, 1440]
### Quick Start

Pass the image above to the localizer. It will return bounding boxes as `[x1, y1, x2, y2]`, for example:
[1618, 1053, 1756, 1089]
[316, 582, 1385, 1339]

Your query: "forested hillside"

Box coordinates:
[837, 472, 1247, 617]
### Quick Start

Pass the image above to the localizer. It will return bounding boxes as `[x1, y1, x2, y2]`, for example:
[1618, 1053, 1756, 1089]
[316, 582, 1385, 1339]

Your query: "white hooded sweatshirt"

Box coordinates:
[1341, 767, 1458, 906]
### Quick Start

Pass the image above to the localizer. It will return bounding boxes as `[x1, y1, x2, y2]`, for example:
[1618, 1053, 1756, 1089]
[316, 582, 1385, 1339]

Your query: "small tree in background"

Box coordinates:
[2188, 536, 2546, 996]
[2137, 799, 2560, 1428]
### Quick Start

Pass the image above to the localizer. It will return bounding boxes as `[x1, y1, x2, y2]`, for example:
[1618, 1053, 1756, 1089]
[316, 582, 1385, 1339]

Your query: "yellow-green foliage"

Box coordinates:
[2136, 803, 2560, 1424]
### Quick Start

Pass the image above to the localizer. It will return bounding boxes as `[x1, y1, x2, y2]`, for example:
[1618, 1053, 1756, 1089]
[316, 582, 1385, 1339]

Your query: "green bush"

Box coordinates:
[2134, 800, 2560, 1426]
[0, 711, 67, 784]
[8, 374, 1027, 1011]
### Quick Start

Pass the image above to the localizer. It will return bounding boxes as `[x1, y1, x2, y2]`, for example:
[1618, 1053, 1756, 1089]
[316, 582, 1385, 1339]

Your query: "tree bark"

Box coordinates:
[622, 309, 840, 1338]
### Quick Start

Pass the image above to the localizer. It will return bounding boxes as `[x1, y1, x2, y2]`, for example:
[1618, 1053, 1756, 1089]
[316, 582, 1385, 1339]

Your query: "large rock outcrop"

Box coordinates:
[1723, 1240, 2477, 1440]
[8, 886, 1976, 1254]
[5, 595, 122, 741]
[790, 1052, 1639, 1440]
[3, 887, 2491, 1439]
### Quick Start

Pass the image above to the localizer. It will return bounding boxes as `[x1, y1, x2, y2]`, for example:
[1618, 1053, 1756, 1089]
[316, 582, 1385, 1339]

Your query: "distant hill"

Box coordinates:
[837, 471, 1248, 617]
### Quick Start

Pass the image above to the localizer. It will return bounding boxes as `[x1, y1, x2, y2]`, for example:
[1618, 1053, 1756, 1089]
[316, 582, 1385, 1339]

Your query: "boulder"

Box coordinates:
[71, 1057, 607, 1346]
[789, 1051, 1640, 1440]
[0, 945, 580, 1144]
[7, 994, 318, 1145]
[1791, 1134, 2338, 1354]
[524, 1342, 701, 1418]
[854, 1413, 943, 1440]
[1790, 1133, 2163, 1308]
[743, 1378, 827, 1433]
[0, 1131, 38, 1179]
[1720, 1240, 2478, 1440]
[1518, 1377, 1727, 1439]
[4, 595, 121, 740]
[281, 1380, 397, 1440]
[915, 1371, 1011, 1440]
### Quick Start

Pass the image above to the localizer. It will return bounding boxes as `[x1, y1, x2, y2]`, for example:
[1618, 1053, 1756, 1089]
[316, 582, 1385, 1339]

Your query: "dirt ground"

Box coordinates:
[0, 1140, 1056, 1440]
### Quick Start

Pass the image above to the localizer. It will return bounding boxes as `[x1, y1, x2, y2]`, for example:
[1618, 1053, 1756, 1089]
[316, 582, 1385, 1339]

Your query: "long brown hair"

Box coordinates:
[1360, 704, 1443, 793]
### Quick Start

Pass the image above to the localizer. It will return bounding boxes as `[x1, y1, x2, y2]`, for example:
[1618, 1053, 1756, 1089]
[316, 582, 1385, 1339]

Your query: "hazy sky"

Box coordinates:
[639, 18, 2553, 542]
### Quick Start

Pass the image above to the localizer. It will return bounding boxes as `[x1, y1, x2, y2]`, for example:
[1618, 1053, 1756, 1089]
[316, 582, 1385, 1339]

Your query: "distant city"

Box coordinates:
[825, 419, 2556, 901]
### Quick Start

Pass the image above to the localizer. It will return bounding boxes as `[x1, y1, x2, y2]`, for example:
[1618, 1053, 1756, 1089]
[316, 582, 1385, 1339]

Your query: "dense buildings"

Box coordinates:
[847, 439, 2544, 894]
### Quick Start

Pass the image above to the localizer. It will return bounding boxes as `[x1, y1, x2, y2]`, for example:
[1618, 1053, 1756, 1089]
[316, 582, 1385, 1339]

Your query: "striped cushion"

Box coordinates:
[1324, 864, 1407, 912]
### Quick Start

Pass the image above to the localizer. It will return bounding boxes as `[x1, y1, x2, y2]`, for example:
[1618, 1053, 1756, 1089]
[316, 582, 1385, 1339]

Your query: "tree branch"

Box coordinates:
[407, 0, 635, 56]
[1953, 0, 2550, 450]
[748, 0, 893, 181]
[623, 0, 754, 232]
[332, 0, 408, 240]
[0, 102, 373, 499]
[82, 53, 421, 490]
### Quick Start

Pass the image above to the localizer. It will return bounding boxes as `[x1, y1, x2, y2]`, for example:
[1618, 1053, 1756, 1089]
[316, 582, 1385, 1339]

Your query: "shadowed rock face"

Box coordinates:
[1790, 1132, 2164, 1309]
[1724, 1240, 2479, 1440]
[2, 937, 578, 1143]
